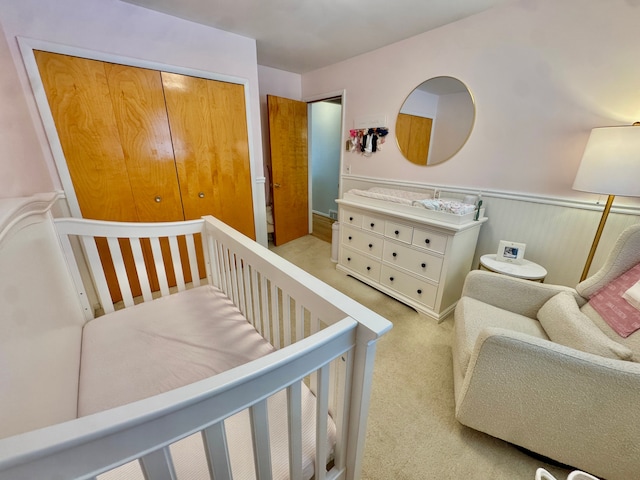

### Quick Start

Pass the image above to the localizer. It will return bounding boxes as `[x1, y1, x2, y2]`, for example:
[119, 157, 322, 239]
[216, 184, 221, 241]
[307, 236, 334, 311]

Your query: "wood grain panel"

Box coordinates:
[104, 63, 184, 222]
[34, 51, 137, 222]
[396, 113, 432, 165]
[267, 95, 309, 246]
[162, 72, 255, 239]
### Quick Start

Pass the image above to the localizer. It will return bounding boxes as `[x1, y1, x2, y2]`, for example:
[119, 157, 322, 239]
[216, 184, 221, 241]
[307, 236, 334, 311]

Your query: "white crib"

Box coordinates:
[0, 192, 392, 480]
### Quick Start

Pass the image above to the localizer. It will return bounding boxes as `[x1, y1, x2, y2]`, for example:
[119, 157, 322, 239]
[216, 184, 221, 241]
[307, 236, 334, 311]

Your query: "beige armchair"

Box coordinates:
[452, 224, 640, 480]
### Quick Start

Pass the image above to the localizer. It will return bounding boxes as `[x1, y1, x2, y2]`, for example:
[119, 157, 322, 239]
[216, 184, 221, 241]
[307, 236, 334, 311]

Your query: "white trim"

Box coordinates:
[340, 173, 640, 216]
[17, 36, 264, 239]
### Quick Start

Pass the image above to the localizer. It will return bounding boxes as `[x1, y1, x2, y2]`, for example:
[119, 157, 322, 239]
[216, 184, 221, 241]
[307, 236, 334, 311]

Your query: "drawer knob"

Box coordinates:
[417, 289, 423, 294]
[370, 222, 375, 228]
[368, 243, 373, 248]
[347, 257, 351, 261]
[349, 216, 354, 221]
[348, 236, 352, 240]
[389, 276, 394, 281]
[421, 262, 426, 268]
[366, 266, 371, 271]
[424, 239, 431, 245]
[392, 252, 397, 257]
[395, 230, 400, 235]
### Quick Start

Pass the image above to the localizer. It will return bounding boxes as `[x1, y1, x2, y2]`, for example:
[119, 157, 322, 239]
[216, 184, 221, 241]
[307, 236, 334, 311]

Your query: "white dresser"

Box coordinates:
[336, 198, 487, 321]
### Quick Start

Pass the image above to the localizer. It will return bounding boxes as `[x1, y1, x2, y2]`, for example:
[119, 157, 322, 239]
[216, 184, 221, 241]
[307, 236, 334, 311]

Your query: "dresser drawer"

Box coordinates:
[341, 225, 383, 258]
[412, 227, 448, 254]
[340, 248, 381, 282]
[380, 265, 437, 308]
[341, 209, 363, 228]
[384, 221, 413, 244]
[362, 214, 385, 235]
[382, 241, 443, 282]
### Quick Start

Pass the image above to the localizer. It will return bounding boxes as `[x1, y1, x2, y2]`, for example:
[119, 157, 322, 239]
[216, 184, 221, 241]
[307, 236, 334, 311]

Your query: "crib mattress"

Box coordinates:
[80, 285, 335, 480]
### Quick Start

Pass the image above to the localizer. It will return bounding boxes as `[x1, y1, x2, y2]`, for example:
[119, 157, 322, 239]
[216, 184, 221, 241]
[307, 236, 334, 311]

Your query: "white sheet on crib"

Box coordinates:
[79, 285, 335, 480]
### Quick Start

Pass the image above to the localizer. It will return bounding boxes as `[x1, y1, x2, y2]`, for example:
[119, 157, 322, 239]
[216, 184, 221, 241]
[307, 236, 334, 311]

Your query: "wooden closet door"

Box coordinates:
[162, 73, 256, 239]
[35, 52, 187, 300]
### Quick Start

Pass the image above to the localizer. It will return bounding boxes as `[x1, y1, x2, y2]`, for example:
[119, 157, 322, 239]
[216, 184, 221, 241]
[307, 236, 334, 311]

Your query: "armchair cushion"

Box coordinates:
[455, 296, 548, 375]
[537, 292, 633, 361]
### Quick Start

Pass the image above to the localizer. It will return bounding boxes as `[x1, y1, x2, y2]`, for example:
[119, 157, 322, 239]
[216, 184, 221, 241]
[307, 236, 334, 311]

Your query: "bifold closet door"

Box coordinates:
[162, 73, 256, 240]
[34, 51, 189, 301]
[396, 113, 432, 165]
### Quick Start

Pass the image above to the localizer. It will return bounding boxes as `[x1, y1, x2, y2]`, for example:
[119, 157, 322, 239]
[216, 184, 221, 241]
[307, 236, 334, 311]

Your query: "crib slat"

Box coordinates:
[287, 382, 303, 480]
[202, 422, 232, 480]
[295, 303, 304, 342]
[208, 235, 221, 288]
[261, 276, 271, 344]
[129, 237, 153, 303]
[230, 252, 240, 306]
[57, 233, 94, 319]
[283, 293, 292, 347]
[270, 283, 280, 349]
[80, 236, 114, 314]
[168, 235, 185, 292]
[107, 237, 134, 308]
[332, 351, 353, 471]
[251, 268, 261, 333]
[149, 237, 170, 297]
[185, 234, 201, 287]
[243, 261, 254, 323]
[139, 447, 177, 480]
[315, 364, 330, 480]
[237, 259, 247, 317]
[250, 400, 272, 480]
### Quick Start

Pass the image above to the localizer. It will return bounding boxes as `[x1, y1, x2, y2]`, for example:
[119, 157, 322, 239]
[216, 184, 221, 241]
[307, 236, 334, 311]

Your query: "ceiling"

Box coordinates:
[121, 0, 510, 73]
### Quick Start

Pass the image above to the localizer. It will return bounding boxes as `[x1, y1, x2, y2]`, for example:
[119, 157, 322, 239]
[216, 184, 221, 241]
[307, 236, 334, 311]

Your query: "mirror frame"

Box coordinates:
[395, 76, 475, 166]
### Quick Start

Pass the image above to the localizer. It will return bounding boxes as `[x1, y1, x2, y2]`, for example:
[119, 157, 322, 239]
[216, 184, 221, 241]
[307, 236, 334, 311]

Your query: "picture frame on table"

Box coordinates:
[496, 240, 526, 264]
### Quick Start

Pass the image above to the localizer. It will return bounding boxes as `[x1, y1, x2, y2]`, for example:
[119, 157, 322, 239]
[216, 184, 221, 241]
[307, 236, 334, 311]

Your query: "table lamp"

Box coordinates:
[572, 123, 640, 281]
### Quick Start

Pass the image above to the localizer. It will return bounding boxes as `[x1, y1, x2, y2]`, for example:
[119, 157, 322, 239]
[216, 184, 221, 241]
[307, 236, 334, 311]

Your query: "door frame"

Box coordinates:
[303, 90, 346, 233]
[17, 36, 266, 243]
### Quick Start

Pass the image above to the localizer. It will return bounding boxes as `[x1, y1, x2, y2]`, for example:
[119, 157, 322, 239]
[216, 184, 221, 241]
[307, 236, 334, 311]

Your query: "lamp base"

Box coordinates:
[580, 194, 615, 282]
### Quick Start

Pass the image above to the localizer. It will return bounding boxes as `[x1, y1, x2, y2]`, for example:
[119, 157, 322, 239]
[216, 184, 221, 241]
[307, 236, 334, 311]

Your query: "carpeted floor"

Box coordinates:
[270, 235, 572, 480]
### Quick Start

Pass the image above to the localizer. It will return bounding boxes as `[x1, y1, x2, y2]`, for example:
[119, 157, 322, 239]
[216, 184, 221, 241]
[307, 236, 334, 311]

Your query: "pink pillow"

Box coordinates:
[588, 263, 640, 338]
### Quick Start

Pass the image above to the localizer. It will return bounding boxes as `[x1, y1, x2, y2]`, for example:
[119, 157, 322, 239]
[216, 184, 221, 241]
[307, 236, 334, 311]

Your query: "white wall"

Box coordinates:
[302, 0, 640, 205]
[311, 102, 341, 216]
[0, 0, 269, 244]
[302, 0, 640, 285]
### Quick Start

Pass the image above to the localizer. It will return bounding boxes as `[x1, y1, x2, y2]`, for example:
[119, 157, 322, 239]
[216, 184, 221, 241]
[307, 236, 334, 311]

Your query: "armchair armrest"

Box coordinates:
[461, 270, 582, 318]
[455, 327, 640, 480]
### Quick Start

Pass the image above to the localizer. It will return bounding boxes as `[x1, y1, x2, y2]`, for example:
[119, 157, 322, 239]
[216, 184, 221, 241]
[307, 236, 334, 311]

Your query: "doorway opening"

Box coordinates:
[309, 96, 342, 243]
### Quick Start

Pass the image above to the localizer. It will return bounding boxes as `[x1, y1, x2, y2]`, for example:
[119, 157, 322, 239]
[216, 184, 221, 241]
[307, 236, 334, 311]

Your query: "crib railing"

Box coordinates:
[0, 213, 392, 480]
[0, 318, 360, 480]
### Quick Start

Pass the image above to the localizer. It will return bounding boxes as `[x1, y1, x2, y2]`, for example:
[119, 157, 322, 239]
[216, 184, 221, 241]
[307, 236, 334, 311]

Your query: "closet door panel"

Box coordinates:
[162, 73, 255, 239]
[34, 51, 137, 222]
[104, 63, 184, 222]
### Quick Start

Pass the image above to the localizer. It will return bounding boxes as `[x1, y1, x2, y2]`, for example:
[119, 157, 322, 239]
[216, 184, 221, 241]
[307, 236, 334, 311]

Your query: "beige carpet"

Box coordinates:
[270, 235, 572, 480]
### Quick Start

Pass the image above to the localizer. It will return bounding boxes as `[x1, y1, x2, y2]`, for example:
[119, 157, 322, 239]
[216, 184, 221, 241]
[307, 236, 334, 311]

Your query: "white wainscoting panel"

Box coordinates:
[341, 175, 640, 287]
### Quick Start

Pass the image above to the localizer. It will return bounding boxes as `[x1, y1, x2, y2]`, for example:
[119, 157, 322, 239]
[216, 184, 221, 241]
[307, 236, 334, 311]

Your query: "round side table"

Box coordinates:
[479, 254, 547, 282]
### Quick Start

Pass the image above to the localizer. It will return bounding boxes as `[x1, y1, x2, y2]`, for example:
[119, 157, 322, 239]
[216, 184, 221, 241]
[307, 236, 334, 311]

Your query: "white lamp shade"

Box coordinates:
[572, 125, 640, 197]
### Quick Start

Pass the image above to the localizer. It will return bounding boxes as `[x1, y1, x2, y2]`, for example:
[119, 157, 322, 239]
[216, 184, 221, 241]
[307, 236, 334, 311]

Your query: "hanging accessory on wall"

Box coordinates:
[348, 127, 389, 157]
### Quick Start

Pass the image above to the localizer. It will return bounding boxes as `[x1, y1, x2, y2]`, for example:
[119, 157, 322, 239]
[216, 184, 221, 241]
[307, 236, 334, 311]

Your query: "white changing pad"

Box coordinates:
[347, 187, 432, 205]
[80, 285, 335, 480]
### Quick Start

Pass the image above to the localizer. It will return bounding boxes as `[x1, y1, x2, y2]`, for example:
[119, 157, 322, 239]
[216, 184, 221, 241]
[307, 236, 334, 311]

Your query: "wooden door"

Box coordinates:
[162, 73, 256, 240]
[35, 52, 186, 300]
[267, 95, 309, 246]
[397, 113, 433, 165]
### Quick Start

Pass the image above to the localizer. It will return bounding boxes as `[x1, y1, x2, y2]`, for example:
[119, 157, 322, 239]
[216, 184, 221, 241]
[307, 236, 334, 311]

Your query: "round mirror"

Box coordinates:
[396, 76, 475, 166]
